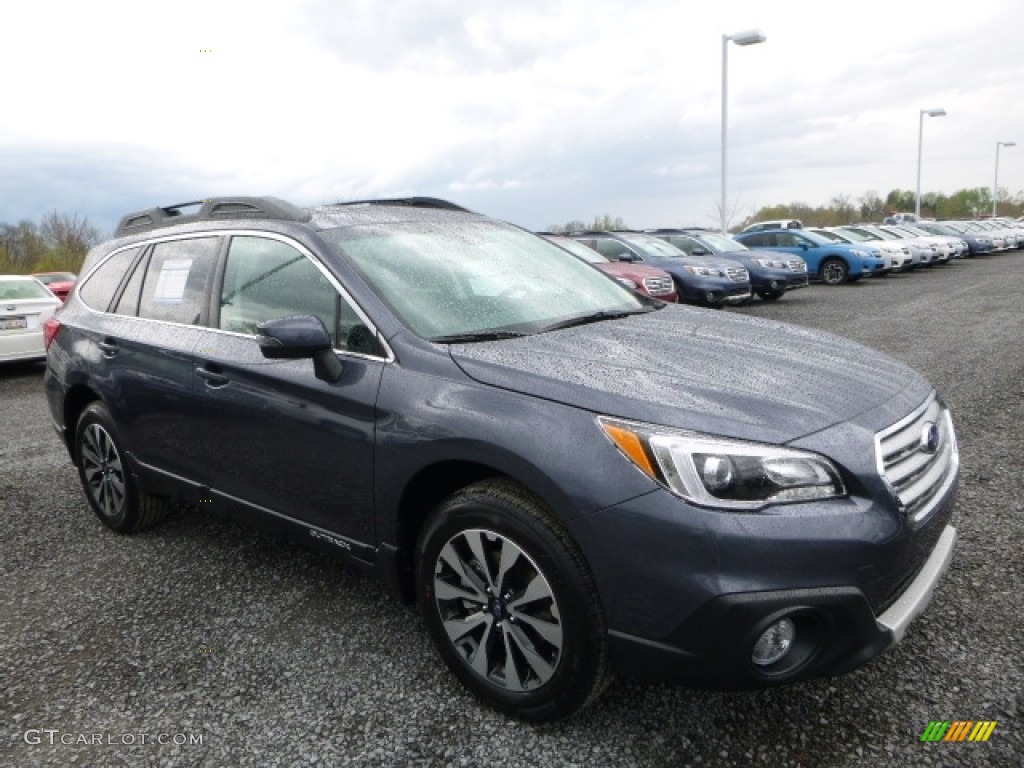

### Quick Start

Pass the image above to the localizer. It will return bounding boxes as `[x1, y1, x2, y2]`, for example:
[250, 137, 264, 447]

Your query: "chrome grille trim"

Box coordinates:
[726, 268, 749, 282]
[875, 393, 959, 523]
[642, 276, 675, 296]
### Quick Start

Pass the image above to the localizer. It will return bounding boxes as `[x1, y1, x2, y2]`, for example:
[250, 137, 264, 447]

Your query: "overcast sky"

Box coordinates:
[2, 0, 1022, 236]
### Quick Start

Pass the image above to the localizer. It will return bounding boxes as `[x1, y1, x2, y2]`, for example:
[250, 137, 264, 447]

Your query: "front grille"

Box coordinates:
[875, 394, 958, 523]
[787, 259, 807, 273]
[642, 276, 675, 296]
[726, 268, 748, 282]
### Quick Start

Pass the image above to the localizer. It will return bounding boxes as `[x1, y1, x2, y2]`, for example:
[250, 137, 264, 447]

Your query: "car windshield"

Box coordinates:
[917, 224, 954, 236]
[836, 228, 877, 242]
[616, 233, 687, 258]
[690, 232, 748, 252]
[33, 272, 76, 284]
[0, 279, 55, 300]
[321, 221, 648, 341]
[812, 229, 848, 243]
[544, 236, 607, 264]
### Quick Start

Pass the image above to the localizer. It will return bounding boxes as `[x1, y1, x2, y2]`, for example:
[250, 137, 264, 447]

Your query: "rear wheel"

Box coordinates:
[416, 479, 609, 721]
[820, 258, 849, 285]
[75, 402, 169, 533]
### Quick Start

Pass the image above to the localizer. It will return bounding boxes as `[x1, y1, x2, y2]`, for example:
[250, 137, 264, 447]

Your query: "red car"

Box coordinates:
[541, 234, 678, 302]
[31, 272, 77, 302]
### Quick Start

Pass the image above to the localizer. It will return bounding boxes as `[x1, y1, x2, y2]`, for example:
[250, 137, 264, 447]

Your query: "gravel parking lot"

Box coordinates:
[2, 253, 1022, 767]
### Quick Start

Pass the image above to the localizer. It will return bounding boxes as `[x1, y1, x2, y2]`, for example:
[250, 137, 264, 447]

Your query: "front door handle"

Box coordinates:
[196, 366, 229, 388]
[97, 338, 118, 357]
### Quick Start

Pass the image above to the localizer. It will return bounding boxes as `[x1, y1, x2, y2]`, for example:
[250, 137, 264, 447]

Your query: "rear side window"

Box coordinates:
[138, 238, 220, 325]
[77, 247, 142, 311]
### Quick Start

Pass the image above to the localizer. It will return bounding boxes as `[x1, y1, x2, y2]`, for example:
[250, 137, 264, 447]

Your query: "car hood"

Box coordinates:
[449, 305, 931, 444]
[597, 262, 670, 282]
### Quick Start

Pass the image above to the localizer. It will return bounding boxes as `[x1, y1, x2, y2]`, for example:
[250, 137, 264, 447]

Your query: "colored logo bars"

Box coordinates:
[920, 721, 997, 742]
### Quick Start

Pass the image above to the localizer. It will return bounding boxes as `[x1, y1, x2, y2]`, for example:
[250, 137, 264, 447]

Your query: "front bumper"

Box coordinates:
[606, 523, 957, 689]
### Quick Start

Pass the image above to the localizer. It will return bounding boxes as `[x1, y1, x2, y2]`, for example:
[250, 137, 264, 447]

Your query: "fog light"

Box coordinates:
[752, 618, 795, 666]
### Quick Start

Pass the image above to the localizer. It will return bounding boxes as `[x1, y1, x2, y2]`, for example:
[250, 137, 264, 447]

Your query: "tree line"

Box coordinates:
[0, 212, 101, 275]
[547, 186, 1024, 233]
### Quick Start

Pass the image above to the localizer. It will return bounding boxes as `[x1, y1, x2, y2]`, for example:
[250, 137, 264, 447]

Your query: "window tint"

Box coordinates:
[594, 239, 634, 260]
[219, 236, 381, 355]
[138, 238, 219, 325]
[113, 250, 149, 317]
[77, 247, 142, 311]
[743, 234, 766, 247]
[669, 236, 698, 255]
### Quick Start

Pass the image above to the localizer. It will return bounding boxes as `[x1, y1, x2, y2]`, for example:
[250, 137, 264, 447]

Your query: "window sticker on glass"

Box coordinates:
[153, 259, 193, 304]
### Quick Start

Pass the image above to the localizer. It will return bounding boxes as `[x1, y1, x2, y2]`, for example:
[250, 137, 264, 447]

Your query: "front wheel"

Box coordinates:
[416, 479, 609, 721]
[820, 257, 849, 285]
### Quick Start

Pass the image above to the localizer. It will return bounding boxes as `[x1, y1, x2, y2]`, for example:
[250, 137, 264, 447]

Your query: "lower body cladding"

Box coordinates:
[567, 479, 957, 690]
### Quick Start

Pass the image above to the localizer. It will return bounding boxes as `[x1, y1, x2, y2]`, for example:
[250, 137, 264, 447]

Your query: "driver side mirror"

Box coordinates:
[616, 252, 636, 262]
[257, 315, 343, 383]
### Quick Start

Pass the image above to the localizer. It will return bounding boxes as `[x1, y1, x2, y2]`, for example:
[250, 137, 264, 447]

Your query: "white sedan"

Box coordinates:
[0, 275, 62, 364]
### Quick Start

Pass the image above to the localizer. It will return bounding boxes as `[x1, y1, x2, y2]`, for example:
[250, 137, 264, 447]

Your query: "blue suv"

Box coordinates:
[646, 228, 809, 302]
[43, 196, 958, 721]
[567, 231, 752, 308]
[735, 228, 888, 285]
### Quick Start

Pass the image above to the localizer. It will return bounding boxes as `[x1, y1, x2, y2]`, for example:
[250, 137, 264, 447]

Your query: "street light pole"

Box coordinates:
[721, 29, 766, 234]
[993, 141, 1016, 217]
[915, 107, 946, 219]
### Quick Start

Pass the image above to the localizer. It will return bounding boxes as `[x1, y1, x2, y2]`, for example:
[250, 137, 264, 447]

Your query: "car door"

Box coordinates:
[189, 233, 386, 548]
[75, 236, 222, 489]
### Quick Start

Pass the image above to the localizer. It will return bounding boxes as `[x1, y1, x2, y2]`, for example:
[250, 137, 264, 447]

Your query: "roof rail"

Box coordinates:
[114, 196, 310, 237]
[331, 196, 471, 212]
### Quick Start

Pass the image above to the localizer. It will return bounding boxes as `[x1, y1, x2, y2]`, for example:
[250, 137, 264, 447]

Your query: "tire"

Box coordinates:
[756, 289, 784, 301]
[74, 402, 169, 533]
[820, 257, 849, 285]
[416, 479, 610, 722]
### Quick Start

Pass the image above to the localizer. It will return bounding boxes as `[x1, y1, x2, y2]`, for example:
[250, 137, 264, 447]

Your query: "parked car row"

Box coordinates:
[731, 216, 1024, 285]
[542, 229, 810, 307]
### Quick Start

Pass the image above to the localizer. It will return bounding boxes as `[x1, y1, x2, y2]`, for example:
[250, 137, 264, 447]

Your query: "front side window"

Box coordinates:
[138, 238, 220, 325]
[593, 238, 635, 261]
[219, 236, 380, 355]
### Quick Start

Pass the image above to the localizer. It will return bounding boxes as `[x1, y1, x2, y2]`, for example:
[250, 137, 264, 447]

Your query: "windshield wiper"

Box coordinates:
[431, 330, 529, 344]
[540, 308, 655, 333]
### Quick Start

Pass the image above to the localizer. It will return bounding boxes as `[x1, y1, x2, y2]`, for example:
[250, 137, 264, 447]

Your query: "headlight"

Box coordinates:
[751, 258, 784, 268]
[850, 249, 867, 258]
[615, 277, 639, 289]
[684, 265, 718, 276]
[599, 417, 845, 510]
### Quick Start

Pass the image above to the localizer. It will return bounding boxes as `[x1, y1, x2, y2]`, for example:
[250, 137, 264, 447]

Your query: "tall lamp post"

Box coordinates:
[915, 107, 946, 218]
[721, 29, 766, 234]
[993, 141, 1015, 217]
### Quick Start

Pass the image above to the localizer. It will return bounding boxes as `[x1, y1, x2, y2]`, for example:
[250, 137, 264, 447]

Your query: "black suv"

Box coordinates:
[44, 196, 959, 721]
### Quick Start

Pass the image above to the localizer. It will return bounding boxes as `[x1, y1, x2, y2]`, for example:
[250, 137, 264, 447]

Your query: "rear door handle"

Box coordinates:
[196, 366, 229, 388]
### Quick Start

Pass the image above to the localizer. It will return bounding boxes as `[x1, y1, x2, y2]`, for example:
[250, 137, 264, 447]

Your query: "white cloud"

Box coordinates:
[1, 0, 1023, 234]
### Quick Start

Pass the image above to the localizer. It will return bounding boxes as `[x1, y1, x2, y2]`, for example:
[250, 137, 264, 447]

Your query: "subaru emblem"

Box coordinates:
[920, 422, 940, 454]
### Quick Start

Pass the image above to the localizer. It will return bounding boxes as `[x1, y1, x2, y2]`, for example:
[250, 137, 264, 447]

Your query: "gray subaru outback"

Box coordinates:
[43, 196, 959, 721]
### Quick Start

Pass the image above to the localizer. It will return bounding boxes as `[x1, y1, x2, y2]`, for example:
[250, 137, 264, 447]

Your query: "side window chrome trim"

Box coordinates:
[77, 229, 395, 364]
